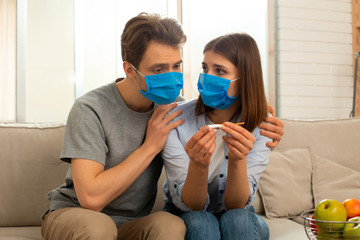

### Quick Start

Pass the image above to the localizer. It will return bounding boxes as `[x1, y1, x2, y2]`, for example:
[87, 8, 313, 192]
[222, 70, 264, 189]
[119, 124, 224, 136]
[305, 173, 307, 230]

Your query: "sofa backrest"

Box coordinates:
[276, 118, 360, 172]
[2, 118, 359, 226]
[0, 123, 68, 227]
[252, 117, 360, 215]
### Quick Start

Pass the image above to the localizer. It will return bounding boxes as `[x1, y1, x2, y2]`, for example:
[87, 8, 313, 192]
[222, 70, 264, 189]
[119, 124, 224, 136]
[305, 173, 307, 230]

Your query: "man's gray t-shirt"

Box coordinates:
[47, 79, 163, 226]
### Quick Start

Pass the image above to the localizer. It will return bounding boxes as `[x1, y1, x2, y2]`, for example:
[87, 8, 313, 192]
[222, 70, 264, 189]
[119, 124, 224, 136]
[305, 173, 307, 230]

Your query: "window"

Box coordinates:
[8, 0, 268, 123]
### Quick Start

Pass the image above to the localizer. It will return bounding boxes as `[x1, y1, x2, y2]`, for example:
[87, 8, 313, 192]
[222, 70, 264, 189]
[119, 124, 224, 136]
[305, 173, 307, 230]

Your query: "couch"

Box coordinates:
[1, 118, 360, 239]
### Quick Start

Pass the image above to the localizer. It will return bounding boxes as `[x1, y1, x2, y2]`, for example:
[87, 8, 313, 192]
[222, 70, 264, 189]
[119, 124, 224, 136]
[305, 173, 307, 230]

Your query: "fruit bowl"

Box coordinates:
[301, 209, 360, 239]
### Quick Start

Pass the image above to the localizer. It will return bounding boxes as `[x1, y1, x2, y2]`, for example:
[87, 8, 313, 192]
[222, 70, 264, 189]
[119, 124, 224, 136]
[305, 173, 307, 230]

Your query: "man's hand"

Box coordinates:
[259, 105, 285, 148]
[143, 103, 184, 154]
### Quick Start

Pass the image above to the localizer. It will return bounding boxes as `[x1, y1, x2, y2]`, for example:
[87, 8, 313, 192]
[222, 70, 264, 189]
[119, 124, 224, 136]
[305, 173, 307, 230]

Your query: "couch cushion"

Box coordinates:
[260, 215, 307, 240]
[259, 147, 314, 218]
[312, 154, 360, 205]
[252, 190, 265, 214]
[0, 123, 68, 227]
[276, 118, 360, 173]
[0, 226, 42, 240]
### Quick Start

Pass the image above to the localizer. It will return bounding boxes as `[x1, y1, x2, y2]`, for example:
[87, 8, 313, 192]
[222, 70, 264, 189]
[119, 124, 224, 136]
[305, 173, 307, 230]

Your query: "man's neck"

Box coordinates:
[116, 77, 153, 112]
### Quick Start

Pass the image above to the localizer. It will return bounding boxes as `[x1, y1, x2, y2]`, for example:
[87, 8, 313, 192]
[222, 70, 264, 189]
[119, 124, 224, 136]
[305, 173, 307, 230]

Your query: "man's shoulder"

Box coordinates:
[75, 82, 116, 107]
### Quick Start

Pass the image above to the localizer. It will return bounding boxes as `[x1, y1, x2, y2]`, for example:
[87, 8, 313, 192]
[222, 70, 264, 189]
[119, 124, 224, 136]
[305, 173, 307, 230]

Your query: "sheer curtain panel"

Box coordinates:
[0, 0, 16, 122]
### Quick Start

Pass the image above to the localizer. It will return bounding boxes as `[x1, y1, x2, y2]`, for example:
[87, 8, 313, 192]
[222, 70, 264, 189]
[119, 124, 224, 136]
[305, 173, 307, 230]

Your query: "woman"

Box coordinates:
[162, 33, 271, 240]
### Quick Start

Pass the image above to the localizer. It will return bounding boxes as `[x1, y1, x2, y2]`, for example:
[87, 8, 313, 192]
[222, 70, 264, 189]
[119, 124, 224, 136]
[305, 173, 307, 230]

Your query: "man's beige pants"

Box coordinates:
[41, 207, 186, 240]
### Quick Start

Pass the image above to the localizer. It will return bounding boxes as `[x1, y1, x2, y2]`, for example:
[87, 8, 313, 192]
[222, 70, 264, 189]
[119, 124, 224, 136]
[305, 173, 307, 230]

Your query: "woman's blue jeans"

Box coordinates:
[178, 207, 269, 240]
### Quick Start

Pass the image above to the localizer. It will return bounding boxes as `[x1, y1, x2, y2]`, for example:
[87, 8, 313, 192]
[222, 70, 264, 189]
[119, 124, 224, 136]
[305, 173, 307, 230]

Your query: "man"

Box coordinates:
[41, 13, 284, 240]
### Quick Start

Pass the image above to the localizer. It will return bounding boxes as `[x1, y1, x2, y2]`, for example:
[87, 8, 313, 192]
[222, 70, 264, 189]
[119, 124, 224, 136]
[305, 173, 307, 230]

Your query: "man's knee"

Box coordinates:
[149, 211, 186, 237]
[41, 208, 117, 240]
[76, 213, 117, 240]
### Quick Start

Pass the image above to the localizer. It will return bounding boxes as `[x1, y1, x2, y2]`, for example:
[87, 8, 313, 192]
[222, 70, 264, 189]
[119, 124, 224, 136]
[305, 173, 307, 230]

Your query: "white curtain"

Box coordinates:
[0, 0, 16, 122]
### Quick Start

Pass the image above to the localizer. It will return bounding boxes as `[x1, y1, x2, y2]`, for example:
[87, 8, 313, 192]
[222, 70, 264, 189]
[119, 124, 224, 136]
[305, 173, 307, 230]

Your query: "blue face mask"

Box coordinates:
[132, 65, 183, 105]
[197, 73, 239, 110]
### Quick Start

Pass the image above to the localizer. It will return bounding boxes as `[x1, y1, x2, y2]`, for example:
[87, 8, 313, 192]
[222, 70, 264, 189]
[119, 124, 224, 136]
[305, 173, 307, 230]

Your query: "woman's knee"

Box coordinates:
[220, 208, 269, 240]
[220, 208, 253, 225]
[181, 211, 217, 227]
[180, 211, 220, 240]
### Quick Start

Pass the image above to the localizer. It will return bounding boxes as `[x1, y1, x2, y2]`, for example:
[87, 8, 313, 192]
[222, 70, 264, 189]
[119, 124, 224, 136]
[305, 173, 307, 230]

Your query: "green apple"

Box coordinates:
[342, 216, 360, 239]
[315, 199, 347, 231]
[317, 229, 331, 239]
[317, 229, 343, 239]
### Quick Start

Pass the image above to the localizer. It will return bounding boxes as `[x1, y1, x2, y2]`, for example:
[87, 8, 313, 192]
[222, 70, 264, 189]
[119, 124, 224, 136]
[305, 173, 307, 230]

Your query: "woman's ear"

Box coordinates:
[123, 61, 136, 78]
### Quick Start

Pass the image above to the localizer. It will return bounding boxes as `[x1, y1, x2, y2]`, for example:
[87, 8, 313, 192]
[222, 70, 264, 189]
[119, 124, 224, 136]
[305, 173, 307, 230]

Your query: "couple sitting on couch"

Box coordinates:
[41, 13, 285, 240]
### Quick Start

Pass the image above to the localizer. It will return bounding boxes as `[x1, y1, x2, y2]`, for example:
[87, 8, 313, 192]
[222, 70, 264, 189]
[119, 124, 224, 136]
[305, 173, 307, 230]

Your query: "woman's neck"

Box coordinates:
[206, 100, 241, 124]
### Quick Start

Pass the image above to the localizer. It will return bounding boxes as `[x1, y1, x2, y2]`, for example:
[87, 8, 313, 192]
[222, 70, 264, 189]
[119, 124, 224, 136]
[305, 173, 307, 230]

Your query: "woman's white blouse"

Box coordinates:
[161, 99, 271, 213]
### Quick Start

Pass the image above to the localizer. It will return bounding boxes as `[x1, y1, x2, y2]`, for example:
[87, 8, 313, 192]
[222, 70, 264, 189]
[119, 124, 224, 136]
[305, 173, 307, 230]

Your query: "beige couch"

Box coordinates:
[1, 118, 360, 239]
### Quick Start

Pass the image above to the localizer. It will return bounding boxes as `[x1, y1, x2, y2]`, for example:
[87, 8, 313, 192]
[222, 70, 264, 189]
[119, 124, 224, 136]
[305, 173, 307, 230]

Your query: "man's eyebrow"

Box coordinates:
[148, 63, 169, 69]
[148, 60, 183, 69]
[174, 60, 183, 65]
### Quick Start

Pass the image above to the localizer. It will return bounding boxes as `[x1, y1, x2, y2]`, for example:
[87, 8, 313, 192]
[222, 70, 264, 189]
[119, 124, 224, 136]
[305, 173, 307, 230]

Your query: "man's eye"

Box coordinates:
[154, 69, 162, 74]
[202, 66, 208, 73]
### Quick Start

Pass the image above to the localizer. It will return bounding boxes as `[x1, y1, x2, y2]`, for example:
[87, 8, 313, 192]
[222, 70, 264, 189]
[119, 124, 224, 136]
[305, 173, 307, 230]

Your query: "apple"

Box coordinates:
[317, 229, 331, 239]
[317, 229, 342, 239]
[310, 214, 319, 235]
[342, 198, 360, 219]
[342, 216, 360, 240]
[314, 199, 347, 231]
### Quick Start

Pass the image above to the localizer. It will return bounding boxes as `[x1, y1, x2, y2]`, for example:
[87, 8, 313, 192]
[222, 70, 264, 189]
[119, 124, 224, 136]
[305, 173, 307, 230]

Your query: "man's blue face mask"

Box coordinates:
[132, 65, 183, 105]
[197, 73, 239, 110]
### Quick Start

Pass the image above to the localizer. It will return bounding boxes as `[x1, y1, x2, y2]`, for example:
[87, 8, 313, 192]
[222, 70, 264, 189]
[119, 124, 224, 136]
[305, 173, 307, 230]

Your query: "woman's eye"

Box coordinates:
[217, 68, 226, 75]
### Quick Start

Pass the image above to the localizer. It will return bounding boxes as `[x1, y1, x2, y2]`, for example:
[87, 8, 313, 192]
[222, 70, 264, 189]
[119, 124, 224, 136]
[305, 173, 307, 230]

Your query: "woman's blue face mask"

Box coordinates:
[197, 73, 239, 110]
[132, 65, 183, 105]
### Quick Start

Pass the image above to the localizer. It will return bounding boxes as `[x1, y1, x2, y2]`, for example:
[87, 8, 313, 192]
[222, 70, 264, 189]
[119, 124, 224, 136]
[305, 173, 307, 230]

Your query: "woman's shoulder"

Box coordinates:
[173, 99, 198, 119]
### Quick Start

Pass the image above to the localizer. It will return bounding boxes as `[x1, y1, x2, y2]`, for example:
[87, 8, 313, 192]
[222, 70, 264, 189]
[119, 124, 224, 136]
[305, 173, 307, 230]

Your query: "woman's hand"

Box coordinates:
[184, 126, 217, 168]
[259, 105, 285, 148]
[221, 122, 255, 161]
[182, 126, 216, 210]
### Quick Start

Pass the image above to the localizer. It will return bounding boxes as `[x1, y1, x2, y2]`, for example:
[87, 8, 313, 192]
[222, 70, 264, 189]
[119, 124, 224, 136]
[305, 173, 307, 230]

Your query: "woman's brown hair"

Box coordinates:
[121, 13, 186, 68]
[195, 33, 268, 132]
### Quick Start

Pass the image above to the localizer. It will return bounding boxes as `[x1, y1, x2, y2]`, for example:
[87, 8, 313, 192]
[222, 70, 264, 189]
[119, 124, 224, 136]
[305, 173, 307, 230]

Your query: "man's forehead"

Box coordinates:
[140, 41, 182, 66]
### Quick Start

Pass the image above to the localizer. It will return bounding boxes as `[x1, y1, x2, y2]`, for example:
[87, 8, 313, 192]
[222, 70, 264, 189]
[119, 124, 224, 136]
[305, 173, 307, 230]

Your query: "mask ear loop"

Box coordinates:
[229, 77, 241, 97]
[131, 64, 146, 92]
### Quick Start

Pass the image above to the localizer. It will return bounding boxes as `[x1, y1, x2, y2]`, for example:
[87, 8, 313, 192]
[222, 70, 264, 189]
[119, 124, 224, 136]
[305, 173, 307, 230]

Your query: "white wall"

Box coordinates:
[275, 0, 353, 119]
[16, 0, 172, 123]
[182, 0, 268, 100]
[20, 0, 75, 123]
[74, 0, 170, 98]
